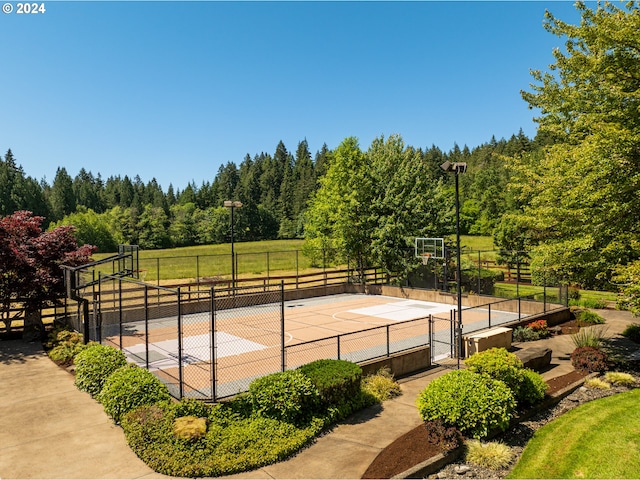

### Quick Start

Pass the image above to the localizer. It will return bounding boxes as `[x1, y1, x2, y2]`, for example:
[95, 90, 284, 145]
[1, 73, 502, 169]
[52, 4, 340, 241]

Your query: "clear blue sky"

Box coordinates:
[1, 1, 583, 192]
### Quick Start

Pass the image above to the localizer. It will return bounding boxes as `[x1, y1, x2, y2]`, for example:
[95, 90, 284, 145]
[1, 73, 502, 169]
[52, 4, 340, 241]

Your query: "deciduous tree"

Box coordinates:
[0, 211, 95, 340]
[512, 1, 640, 288]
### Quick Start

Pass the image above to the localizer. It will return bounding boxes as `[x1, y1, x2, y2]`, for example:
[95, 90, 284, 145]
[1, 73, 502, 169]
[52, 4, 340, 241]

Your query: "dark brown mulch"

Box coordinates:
[361, 370, 587, 479]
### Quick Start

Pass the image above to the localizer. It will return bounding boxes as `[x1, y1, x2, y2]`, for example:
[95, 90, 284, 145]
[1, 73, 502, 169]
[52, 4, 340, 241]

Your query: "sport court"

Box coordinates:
[111, 293, 521, 398]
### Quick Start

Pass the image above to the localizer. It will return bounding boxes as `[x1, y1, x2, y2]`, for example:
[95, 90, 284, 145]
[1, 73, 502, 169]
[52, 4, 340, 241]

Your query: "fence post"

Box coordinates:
[488, 303, 492, 328]
[210, 286, 216, 402]
[118, 278, 123, 350]
[82, 299, 90, 344]
[386, 325, 390, 357]
[518, 297, 522, 320]
[337, 335, 341, 360]
[157, 258, 160, 286]
[144, 284, 149, 369]
[543, 263, 547, 313]
[196, 256, 200, 288]
[177, 287, 184, 399]
[477, 251, 481, 294]
[296, 250, 299, 288]
[267, 252, 270, 284]
[281, 280, 285, 372]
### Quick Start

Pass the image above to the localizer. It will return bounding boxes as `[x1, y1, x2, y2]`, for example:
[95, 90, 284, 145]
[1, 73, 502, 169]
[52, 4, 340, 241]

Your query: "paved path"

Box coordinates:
[0, 309, 636, 479]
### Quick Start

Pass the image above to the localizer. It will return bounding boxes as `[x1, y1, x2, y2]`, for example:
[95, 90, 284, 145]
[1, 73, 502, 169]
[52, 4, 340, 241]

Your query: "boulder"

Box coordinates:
[515, 347, 552, 372]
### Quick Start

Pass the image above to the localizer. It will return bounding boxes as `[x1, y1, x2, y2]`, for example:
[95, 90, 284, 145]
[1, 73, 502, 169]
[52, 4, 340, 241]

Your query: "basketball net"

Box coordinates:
[420, 252, 431, 266]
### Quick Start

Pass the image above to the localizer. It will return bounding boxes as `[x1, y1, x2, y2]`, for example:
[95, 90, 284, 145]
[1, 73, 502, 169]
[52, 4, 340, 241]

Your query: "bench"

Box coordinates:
[464, 327, 512, 357]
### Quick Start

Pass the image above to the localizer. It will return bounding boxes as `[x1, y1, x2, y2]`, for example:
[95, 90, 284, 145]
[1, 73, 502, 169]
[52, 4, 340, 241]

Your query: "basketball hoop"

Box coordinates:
[420, 253, 432, 266]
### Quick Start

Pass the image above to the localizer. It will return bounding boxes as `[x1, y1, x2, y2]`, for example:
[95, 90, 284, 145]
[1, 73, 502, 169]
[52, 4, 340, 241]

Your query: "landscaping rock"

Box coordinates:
[514, 347, 552, 372]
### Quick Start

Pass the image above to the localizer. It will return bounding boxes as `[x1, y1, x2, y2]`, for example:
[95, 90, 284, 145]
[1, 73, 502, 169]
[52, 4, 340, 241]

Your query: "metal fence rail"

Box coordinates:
[63, 265, 566, 401]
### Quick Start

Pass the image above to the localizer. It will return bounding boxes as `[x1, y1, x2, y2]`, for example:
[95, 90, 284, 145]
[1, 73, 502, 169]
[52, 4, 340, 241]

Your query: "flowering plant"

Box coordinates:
[526, 320, 548, 332]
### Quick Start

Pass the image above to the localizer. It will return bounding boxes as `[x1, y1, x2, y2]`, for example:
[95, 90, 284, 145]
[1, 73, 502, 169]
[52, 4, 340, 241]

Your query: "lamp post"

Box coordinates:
[440, 161, 467, 367]
[223, 200, 243, 295]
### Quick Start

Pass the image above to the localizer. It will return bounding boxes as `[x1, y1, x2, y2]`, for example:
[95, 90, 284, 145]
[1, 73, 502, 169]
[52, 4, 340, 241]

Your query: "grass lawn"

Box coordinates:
[508, 388, 640, 479]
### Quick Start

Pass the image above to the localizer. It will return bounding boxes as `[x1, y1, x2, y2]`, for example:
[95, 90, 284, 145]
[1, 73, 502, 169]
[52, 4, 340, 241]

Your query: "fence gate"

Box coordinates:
[429, 310, 456, 363]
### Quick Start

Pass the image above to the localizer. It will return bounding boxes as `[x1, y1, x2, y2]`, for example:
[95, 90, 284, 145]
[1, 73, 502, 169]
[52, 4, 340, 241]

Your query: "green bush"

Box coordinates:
[416, 369, 516, 439]
[512, 326, 543, 342]
[569, 298, 607, 309]
[464, 348, 523, 398]
[622, 323, 640, 344]
[571, 346, 610, 373]
[297, 359, 362, 408]
[97, 364, 172, 424]
[518, 369, 548, 407]
[576, 309, 606, 325]
[248, 370, 320, 424]
[121, 401, 324, 477]
[74, 344, 127, 397]
[464, 348, 546, 408]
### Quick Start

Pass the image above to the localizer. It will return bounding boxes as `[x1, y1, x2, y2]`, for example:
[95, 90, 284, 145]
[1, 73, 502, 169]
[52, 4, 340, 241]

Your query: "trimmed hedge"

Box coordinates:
[74, 344, 127, 397]
[97, 364, 171, 424]
[248, 370, 320, 424]
[416, 369, 516, 439]
[297, 359, 362, 407]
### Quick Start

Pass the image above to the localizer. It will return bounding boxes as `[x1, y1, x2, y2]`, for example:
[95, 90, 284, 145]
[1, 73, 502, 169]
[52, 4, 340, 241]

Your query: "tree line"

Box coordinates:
[0, 132, 541, 254]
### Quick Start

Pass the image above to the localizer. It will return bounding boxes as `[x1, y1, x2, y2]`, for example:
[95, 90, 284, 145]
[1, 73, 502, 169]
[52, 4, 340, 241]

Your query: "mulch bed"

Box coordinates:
[361, 370, 587, 479]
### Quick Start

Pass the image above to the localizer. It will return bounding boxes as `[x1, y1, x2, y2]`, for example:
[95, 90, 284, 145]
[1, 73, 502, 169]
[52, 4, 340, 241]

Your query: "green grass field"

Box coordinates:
[508, 389, 640, 478]
[94, 239, 331, 283]
[91, 236, 617, 303]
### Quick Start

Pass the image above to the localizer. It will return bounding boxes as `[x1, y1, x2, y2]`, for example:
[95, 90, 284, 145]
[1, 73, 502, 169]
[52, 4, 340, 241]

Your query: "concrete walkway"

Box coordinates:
[0, 309, 636, 479]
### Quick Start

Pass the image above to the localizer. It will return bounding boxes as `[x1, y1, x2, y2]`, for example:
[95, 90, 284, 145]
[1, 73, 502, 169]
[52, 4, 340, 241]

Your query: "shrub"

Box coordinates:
[465, 440, 514, 470]
[571, 326, 609, 349]
[416, 369, 516, 439]
[74, 344, 127, 397]
[465, 348, 524, 391]
[576, 309, 606, 325]
[47, 330, 92, 365]
[568, 287, 581, 300]
[585, 378, 611, 390]
[248, 370, 320, 424]
[297, 359, 362, 408]
[569, 298, 607, 309]
[603, 372, 636, 386]
[571, 346, 610, 373]
[622, 323, 640, 344]
[527, 320, 549, 334]
[512, 326, 540, 342]
[97, 364, 172, 424]
[170, 398, 213, 419]
[518, 369, 548, 407]
[423, 418, 463, 453]
[173, 416, 207, 441]
[361, 367, 401, 402]
[465, 348, 547, 408]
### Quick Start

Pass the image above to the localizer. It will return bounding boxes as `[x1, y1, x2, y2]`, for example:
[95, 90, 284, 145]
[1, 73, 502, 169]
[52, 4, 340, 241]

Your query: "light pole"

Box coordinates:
[440, 161, 467, 366]
[223, 200, 243, 295]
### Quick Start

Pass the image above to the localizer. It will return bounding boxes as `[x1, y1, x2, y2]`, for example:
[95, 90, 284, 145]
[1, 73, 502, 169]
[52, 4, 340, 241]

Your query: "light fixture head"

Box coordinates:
[440, 161, 467, 174]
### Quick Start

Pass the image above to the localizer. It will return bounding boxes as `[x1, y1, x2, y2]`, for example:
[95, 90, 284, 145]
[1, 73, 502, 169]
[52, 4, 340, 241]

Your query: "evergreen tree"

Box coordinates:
[48, 167, 75, 222]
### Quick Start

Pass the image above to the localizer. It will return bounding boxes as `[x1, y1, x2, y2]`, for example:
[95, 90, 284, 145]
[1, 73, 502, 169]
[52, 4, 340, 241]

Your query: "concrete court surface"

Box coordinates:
[110, 293, 521, 398]
[0, 308, 637, 479]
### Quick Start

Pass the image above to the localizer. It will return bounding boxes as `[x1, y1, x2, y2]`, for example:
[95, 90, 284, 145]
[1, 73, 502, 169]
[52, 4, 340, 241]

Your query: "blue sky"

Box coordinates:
[1, 1, 583, 192]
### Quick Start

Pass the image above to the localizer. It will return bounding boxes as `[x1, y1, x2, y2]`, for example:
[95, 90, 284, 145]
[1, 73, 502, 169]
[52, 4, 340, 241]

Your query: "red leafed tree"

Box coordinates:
[0, 211, 95, 340]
